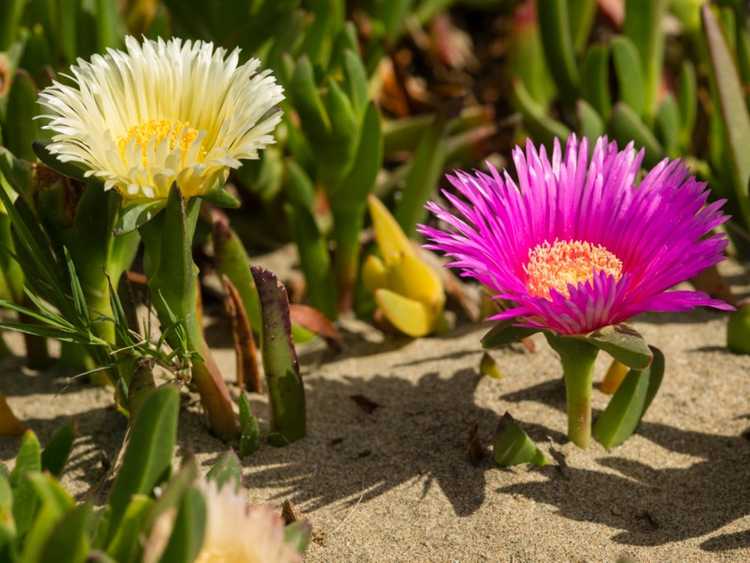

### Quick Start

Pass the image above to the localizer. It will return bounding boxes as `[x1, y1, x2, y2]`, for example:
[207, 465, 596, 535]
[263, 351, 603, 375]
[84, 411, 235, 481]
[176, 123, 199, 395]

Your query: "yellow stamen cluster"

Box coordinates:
[525, 239, 623, 299]
[118, 119, 202, 167]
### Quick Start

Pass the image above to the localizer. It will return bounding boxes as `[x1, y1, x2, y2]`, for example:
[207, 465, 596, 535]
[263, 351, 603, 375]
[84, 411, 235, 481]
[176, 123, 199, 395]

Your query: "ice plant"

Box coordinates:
[35, 36, 284, 439]
[421, 135, 731, 448]
[37, 36, 283, 200]
[195, 479, 302, 563]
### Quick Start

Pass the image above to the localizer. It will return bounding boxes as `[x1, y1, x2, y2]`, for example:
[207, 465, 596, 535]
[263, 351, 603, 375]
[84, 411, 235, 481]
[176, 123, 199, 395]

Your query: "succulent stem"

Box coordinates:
[547, 334, 599, 449]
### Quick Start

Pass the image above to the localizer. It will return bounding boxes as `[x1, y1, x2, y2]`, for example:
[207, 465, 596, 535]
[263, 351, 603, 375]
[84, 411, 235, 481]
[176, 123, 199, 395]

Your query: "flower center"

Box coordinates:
[525, 239, 623, 299]
[118, 119, 201, 167]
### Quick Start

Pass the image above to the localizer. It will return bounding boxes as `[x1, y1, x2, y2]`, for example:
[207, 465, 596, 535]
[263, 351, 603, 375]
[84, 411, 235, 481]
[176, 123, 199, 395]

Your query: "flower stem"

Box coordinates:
[546, 334, 599, 449]
[332, 207, 364, 313]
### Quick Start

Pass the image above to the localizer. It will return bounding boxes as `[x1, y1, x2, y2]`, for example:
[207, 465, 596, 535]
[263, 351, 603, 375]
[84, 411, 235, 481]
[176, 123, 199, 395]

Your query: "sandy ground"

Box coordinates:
[1, 278, 749, 561]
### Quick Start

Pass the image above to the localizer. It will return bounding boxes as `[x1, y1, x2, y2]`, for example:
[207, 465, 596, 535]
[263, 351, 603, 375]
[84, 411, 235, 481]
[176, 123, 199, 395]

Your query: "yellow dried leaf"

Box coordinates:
[0, 394, 26, 436]
[375, 289, 434, 337]
[368, 195, 414, 265]
[362, 254, 387, 292]
[387, 253, 445, 309]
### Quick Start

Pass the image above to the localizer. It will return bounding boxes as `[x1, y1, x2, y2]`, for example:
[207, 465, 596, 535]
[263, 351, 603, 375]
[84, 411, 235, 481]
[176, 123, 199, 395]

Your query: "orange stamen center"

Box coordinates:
[525, 239, 623, 299]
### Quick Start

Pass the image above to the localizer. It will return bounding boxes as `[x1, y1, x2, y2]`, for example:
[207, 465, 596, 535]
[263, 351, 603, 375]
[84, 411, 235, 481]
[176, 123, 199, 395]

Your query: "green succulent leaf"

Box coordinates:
[393, 113, 448, 236]
[481, 320, 540, 349]
[206, 451, 242, 492]
[582, 324, 652, 369]
[677, 60, 696, 150]
[581, 43, 611, 121]
[251, 267, 306, 444]
[32, 142, 88, 183]
[41, 420, 75, 477]
[537, 0, 580, 103]
[284, 521, 312, 554]
[656, 93, 681, 156]
[238, 393, 262, 458]
[593, 346, 665, 448]
[511, 79, 570, 147]
[608, 102, 664, 167]
[611, 35, 646, 118]
[105, 495, 153, 563]
[493, 413, 548, 467]
[10, 430, 41, 538]
[106, 385, 180, 540]
[39, 503, 92, 563]
[577, 100, 605, 141]
[623, 0, 667, 119]
[702, 4, 750, 228]
[158, 486, 206, 563]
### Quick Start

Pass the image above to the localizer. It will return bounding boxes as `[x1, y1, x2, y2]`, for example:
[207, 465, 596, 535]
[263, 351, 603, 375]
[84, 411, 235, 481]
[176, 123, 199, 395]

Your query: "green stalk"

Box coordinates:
[547, 334, 599, 449]
[141, 187, 239, 440]
[331, 206, 364, 313]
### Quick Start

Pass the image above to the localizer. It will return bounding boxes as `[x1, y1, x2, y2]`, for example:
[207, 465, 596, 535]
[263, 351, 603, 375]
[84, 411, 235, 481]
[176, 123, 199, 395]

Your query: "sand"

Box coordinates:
[1, 274, 749, 561]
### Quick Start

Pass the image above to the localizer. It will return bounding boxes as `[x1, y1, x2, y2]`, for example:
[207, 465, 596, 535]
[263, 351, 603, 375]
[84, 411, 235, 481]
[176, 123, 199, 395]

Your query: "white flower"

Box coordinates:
[38, 36, 284, 201]
[195, 479, 302, 563]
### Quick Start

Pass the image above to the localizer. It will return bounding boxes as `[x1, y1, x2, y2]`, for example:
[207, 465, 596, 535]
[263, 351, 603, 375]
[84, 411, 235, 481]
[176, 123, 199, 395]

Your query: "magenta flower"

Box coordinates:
[420, 135, 732, 336]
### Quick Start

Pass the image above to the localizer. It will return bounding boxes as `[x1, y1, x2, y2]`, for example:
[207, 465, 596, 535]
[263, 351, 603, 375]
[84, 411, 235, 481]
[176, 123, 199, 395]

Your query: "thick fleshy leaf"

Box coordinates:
[238, 393, 261, 458]
[10, 430, 41, 537]
[537, 0, 580, 103]
[114, 201, 165, 235]
[479, 352, 503, 380]
[577, 100, 605, 142]
[198, 186, 241, 209]
[105, 495, 153, 563]
[159, 486, 206, 563]
[393, 114, 448, 236]
[206, 451, 242, 492]
[41, 420, 75, 477]
[611, 35, 645, 118]
[375, 289, 434, 338]
[493, 413, 548, 467]
[213, 218, 262, 333]
[362, 254, 387, 293]
[386, 253, 444, 309]
[727, 302, 750, 354]
[511, 79, 570, 145]
[39, 503, 92, 563]
[106, 385, 180, 539]
[677, 60, 696, 149]
[32, 141, 87, 183]
[369, 195, 414, 265]
[582, 324, 652, 369]
[623, 0, 667, 119]
[0, 468, 14, 549]
[252, 267, 306, 444]
[656, 93, 681, 156]
[608, 103, 664, 167]
[20, 472, 75, 562]
[581, 43, 611, 121]
[593, 346, 664, 448]
[284, 521, 312, 555]
[702, 4, 750, 227]
[481, 320, 540, 349]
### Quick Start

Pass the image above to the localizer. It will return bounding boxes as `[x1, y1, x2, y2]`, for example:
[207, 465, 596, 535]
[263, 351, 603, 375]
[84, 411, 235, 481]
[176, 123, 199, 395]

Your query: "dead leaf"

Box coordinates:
[222, 276, 262, 393]
[0, 395, 25, 436]
[289, 304, 342, 352]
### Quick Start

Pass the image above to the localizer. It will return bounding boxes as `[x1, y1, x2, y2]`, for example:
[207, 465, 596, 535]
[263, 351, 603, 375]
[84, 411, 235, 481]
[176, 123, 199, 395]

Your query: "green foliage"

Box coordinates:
[493, 413, 548, 467]
[593, 347, 665, 449]
[515, 1, 692, 165]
